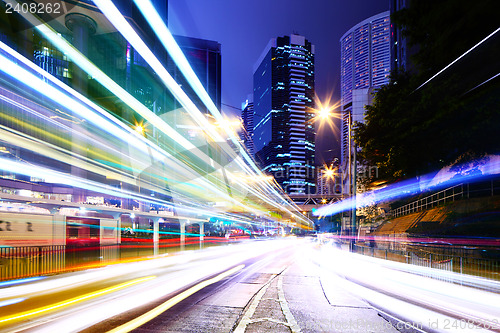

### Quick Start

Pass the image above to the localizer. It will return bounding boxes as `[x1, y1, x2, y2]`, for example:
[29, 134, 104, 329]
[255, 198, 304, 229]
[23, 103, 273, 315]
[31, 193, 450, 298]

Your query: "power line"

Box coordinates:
[415, 27, 500, 91]
[222, 103, 242, 111]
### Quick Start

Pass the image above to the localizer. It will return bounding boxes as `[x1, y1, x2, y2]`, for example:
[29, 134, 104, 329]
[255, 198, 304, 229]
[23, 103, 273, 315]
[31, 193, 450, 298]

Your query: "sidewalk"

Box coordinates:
[234, 245, 400, 333]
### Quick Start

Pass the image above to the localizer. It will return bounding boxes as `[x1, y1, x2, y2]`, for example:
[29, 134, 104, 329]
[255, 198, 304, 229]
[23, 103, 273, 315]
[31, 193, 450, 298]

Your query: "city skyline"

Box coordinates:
[168, 0, 389, 163]
[0, 1, 498, 331]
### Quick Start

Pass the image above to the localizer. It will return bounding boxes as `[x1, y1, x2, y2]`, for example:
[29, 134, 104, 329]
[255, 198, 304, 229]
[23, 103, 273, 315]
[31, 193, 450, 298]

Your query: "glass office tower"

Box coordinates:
[340, 12, 391, 174]
[253, 34, 315, 195]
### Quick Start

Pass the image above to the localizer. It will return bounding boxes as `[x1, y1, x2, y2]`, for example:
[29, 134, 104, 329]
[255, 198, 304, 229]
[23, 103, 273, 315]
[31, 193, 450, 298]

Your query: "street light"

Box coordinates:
[346, 109, 357, 247]
[134, 123, 145, 135]
[313, 97, 356, 246]
[324, 168, 334, 179]
[319, 107, 330, 120]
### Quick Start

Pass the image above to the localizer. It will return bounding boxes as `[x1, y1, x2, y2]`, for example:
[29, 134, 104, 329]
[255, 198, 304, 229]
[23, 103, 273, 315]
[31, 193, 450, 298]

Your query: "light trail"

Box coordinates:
[107, 264, 245, 333]
[99, 0, 310, 225]
[0, 276, 156, 326]
[0, 48, 263, 220]
[464, 72, 500, 95]
[317, 245, 500, 332]
[0, 240, 295, 332]
[314, 157, 500, 216]
[0, 277, 45, 288]
[0, 0, 312, 229]
[416, 27, 500, 91]
[0, 298, 26, 308]
[131, 0, 270, 180]
[0, 41, 169, 164]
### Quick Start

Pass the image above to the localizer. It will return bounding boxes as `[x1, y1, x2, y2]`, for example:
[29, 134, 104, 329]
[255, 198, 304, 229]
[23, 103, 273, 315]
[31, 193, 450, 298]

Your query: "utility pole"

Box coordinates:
[348, 110, 356, 250]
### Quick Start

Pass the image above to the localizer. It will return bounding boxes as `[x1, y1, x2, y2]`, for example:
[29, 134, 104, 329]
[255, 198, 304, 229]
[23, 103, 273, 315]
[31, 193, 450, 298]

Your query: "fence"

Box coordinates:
[352, 243, 500, 288]
[390, 178, 500, 218]
[0, 238, 233, 281]
[0, 245, 65, 281]
[100, 244, 120, 263]
[0, 244, 127, 280]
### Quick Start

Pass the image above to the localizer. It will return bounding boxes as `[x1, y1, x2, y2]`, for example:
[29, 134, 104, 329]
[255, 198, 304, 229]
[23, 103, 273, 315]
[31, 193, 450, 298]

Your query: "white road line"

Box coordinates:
[233, 267, 302, 333]
[278, 272, 302, 333]
[233, 277, 273, 333]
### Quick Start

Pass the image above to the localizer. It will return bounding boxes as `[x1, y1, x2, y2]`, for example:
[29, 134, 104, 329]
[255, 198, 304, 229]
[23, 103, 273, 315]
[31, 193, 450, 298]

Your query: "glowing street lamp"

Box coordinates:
[311, 96, 341, 129]
[323, 167, 335, 179]
[135, 124, 144, 134]
[319, 107, 330, 120]
[314, 96, 356, 245]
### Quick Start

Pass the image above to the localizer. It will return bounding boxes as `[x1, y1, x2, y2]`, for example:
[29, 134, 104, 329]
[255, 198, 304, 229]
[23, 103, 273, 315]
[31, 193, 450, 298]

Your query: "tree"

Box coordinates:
[355, 0, 500, 182]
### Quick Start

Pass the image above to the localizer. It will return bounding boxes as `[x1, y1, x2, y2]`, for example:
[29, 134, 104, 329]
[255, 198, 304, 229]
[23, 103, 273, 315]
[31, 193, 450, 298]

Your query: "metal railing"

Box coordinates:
[352, 243, 500, 289]
[0, 244, 125, 281]
[0, 245, 65, 280]
[390, 178, 500, 218]
[391, 184, 464, 217]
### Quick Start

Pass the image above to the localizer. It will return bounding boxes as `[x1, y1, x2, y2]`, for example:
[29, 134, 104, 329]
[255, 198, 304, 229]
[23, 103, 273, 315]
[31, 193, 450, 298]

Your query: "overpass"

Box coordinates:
[0, 2, 499, 332]
[288, 193, 344, 212]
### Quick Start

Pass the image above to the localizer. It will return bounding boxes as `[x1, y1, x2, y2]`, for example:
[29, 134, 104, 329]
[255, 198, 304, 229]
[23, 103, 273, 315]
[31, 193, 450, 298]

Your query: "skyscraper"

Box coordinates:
[241, 94, 255, 156]
[340, 12, 391, 182]
[390, 0, 409, 74]
[253, 34, 315, 195]
[171, 35, 222, 113]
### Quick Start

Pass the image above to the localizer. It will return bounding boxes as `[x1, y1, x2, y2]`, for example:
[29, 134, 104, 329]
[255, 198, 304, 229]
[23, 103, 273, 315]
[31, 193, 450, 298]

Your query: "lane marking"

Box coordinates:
[233, 277, 273, 332]
[277, 272, 301, 333]
[107, 264, 245, 333]
[0, 276, 156, 326]
[234, 267, 301, 333]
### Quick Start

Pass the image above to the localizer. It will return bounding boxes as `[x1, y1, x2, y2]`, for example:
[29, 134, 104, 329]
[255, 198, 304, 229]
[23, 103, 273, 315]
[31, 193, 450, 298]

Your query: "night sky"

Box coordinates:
[168, 0, 389, 164]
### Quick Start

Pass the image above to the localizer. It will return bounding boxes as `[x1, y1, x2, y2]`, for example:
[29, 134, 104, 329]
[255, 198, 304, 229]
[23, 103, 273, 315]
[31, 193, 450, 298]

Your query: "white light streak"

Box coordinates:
[416, 27, 500, 91]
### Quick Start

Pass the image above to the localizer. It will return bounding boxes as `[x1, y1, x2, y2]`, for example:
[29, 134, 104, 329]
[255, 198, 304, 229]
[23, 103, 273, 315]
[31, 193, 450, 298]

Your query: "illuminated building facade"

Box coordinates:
[253, 34, 315, 195]
[170, 35, 222, 113]
[390, 0, 409, 74]
[241, 94, 255, 156]
[0, 0, 173, 207]
[340, 12, 391, 181]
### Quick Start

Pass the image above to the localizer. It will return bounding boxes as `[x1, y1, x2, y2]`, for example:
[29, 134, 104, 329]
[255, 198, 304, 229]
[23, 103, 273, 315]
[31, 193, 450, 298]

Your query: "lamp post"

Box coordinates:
[315, 100, 357, 244]
[313, 102, 356, 246]
[346, 109, 357, 249]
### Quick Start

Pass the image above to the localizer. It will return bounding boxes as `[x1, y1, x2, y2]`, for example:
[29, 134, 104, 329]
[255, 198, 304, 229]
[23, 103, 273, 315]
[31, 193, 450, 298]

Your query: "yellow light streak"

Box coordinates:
[0, 276, 156, 326]
[0, 0, 312, 228]
[107, 265, 245, 333]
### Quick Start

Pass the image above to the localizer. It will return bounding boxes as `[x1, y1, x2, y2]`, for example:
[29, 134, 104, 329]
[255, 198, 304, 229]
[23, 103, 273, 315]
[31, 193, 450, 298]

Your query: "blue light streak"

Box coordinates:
[314, 157, 500, 216]
[0, 277, 45, 288]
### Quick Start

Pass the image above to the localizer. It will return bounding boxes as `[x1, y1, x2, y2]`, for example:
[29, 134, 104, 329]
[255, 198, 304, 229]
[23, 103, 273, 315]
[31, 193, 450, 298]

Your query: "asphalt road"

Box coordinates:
[86, 240, 400, 333]
[3, 239, 499, 333]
